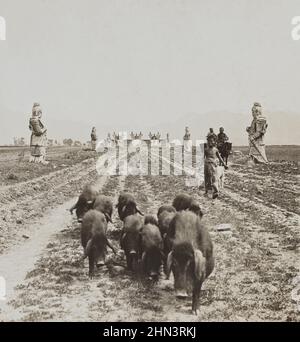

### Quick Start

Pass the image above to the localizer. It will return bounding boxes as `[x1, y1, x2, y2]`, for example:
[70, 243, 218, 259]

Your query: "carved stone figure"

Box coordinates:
[29, 103, 48, 164]
[246, 102, 268, 164]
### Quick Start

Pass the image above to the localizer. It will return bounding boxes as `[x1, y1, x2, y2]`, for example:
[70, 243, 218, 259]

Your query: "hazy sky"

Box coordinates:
[0, 0, 299, 132]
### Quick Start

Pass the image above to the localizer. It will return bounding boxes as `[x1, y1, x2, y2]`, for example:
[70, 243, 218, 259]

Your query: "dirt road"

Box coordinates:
[0, 157, 299, 321]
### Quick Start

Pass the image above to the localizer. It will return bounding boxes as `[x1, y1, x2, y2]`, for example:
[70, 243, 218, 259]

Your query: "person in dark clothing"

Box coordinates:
[206, 128, 217, 146]
[217, 127, 229, 147]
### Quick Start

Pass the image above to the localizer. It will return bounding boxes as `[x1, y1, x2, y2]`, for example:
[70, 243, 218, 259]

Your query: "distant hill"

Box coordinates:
[1, 105, 299, 146]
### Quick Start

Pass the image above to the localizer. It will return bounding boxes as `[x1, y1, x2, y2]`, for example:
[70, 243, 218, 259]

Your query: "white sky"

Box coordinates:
[0, 0, 299, 133]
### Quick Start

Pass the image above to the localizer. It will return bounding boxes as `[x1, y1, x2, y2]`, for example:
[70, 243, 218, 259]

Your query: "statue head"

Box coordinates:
[32, 103, 42, 118]
[219, 127, 224, 133]
[252, 102, 262, 119]
[209, 128, 214, 133]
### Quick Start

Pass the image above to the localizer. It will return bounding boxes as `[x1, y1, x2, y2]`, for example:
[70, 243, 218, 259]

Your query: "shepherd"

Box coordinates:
[204, 135, 228, 199]
[29, 102, 48, 164]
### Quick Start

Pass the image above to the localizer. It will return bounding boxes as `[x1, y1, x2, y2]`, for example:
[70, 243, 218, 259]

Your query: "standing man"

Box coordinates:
[204, 135, 228, 199]
[217, 127, 229, 147]
[217, 127, 231, 165]
[206, 128, 217, 145]
[246, 102, 268, 164]
[91, 127, 97, 151]
[29, 102, 48, 164]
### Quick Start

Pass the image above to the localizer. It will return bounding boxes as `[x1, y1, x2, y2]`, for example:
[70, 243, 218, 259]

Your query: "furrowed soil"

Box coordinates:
[0, 147, 299, 321]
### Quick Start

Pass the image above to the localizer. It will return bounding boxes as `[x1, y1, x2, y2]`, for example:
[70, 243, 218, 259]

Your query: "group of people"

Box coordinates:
[206, 127, 229, 149]
[203, 102, 268, 199]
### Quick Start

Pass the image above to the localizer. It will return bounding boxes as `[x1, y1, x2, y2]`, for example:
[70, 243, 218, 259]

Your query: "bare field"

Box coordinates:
[0, 146, 95, 186]
[234, 145, 300, 162]
[0, 146, 299, 321]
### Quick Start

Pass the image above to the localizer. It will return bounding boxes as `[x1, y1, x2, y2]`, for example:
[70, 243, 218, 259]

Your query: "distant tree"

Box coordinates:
[13, 137, 25, 146]
[74, 140, 82, 147]
[63, 138, 73, 147]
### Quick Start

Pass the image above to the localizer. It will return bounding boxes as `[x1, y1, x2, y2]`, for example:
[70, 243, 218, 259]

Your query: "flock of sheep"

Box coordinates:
[70, 184, 214, 315]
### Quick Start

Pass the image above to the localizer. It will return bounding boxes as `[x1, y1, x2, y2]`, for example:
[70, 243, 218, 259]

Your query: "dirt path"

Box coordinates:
[0, 174, 111, 320]
[0, 162, 299, 321]
[0, 157, 98, 254]
[0, 197, 81, 320]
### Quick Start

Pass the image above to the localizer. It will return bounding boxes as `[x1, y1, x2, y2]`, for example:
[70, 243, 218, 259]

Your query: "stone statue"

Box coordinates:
[246, 102, 268, 164]
[183, 126, 191, 140]
[91, 127, 97, 151]
[28, 103, 48, 164]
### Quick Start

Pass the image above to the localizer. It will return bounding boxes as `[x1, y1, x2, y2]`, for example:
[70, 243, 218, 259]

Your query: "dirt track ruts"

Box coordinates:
[0, 160, 299, 321]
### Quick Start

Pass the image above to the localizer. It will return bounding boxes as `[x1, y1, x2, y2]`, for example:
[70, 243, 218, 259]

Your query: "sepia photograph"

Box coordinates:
[0, 0, 299, 329]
